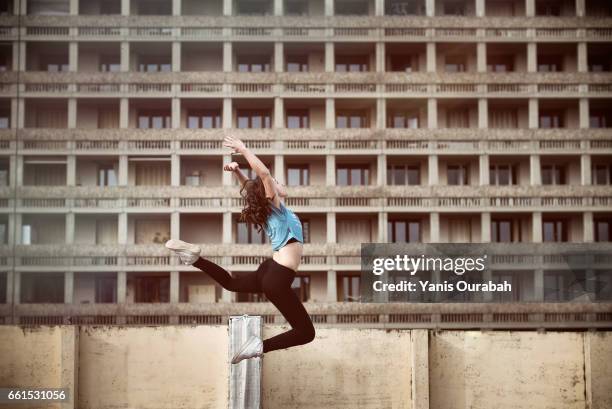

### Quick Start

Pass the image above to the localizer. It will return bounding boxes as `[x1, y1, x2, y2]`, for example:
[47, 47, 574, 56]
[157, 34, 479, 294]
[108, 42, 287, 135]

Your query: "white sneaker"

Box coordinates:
[231, 336, 263, 364]
[165, 239, 201, 265]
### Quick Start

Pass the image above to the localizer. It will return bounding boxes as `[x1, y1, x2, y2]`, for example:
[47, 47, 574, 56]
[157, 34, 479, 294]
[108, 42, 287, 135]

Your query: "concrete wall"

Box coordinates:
[0, 327, 610, 409]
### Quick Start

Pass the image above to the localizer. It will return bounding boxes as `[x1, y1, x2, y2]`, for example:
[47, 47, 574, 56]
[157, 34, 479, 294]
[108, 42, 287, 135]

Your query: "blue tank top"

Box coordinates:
[264, 201, 304, 251]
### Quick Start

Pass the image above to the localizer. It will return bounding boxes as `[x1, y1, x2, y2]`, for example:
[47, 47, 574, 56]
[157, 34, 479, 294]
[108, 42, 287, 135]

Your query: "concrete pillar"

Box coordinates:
[171, 211, 180, 240]
[532, 212, 542, 243]
[375, 42, 385, 72]
[64, 272, 73, 304]
[527, 43, 537, 72]
[171, 154, 180, 186]
[69, 0, 78, 13]
[222, 155, 233, 185]
[377, 154, 386, 186]
[376, 98, 386, 129]
[528, 98, 539, 128]
[375, 0, 384, 15]
[171, 97, 181, 129]
[117, 271, 126, 303]
[16, 98, 24, 128]
[223, 98, 232, 128]
[525, 0, 535, 16]
[576, 0, 585, 17]
[426, 43, 436, 72]
[411, 330, 430, 409]
[120, 42, 130, 72]
[326, 154, 336, 185]
[579, 98, 589, 128]
[69, 42, 78, 72]
[15, 155, 23, 186]
[427, 98, 437, 128]
[530, 154, 541, 185]
[577, 42, 588, 72]
[476, 42, 486, 72]
[378, 211, 388, 242]
[429, 213, 440, 243]
[223, 42, 232, 72]
[533, 269, 544, 301]
[119, 98, 129, 128]
[479, 154, 489, 185]
[274, 0, 283, 15]
[325, 42, 335, 72]
[172, 0, 181, 15]
[583, 211, 594, 242]
[172, 42, 181, 72]
[65, 212, 75, 244]
[425, 0, 435, 16]
[481, 212, 491, 242]
[274, 42, 284, 72]
[326, 270, 337, 302]
[66, 154, 76, 186]
[118, 213, 128, 244]
[428, 155, 439, 185]
[223, 0, 232, 15]
[5, 271, 14, 305]
[324, 0, 334, 16]
[118, 155, 128, 185]
[67, 98, 77, 128]
[326, 212, 336, 243]
[170, 271, 179, 303]
[274, 97, 284, 128]
[13, 213, 21, 246]
[325, 98, 335, 129]
[13, 272, 20, 304]
[478, 98, 488, 128]
[222, 212, 232, 243]
[581, 154, 591, 185]
[7, 212, 15, 245]
[274, 154, 285, 184]
[476, 0, 485, 16]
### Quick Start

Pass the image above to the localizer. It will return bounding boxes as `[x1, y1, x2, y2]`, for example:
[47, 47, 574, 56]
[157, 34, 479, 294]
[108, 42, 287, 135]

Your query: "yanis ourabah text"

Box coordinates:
[373, 280, 512, 293]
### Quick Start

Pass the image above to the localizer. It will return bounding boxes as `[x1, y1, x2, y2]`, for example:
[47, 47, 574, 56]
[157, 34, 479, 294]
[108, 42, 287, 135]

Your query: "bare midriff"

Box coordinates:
[272, 240, 303, 272]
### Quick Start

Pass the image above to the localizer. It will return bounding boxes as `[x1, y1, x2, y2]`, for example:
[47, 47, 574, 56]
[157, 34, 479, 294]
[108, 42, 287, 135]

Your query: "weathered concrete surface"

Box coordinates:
[0, 325, 77, 409]
[585, 332, 612, 409]
[78, 325, 228, 409]
[429, 331, 587, 409]
[261, 326, 412, 409]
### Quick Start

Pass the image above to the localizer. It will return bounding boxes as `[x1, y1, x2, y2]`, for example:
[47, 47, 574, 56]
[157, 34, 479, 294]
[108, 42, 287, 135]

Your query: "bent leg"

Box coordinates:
[193, 257, 260, 293]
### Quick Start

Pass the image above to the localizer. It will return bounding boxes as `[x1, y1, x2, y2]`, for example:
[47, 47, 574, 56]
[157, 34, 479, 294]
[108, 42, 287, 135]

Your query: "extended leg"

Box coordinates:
[193, 257, 260, 293]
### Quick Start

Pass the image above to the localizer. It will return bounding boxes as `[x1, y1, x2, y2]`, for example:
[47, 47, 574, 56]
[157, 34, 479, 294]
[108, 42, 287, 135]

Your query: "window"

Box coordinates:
[27, 0, 69, 15]
[491, 220, 519, 242]
[592, 164, 612, 185]
[237, 221, 267, 244]
[138, 60, 171, 73]
[138, 111, 171, 129]
[236, 0, 271, 15]
[40, 56, 69, 72]
[285, 0, 308, 15]
[0, 1, 11, 15]
[543, 220, 567, 242]
[489, 108, 518, 128]
[335, 0, 369, 15]
[338, 274, 360, 301]
[0, 46, 11, 71]
[337, 165, 370, 186]
[136, 0, 171, 15]
[388, 111, 419, 128]
[543, 272, 571, 302]
[588, 55, 611, 72]
[133, 275, 169, 303]
[445, 55, 466, 72]
[446, 108, 469, 128]
[595, 219, 612, 242]
[590, 110, 611, 128]
[0, 110, 9, 128]
[335, 55, 369, 72]
[237, 110, 271, 128]
[387, 164, 420, 185]
[539, 110, 564, 128]
[487, 55, 514, 72]
[447, 164, 469, 185]
[386, 0, 423, 15]
[443, 1, 465, 15]
[538, 55, 563, 72]
[388, 220, 421, 242]
[0, 223, 6, 244]
[21, 273, 64, 303]
[541, 164, 566, 185]
[536, 1, 561, 16]
[237, 56, 271, 72]
[489, 164, 518, 185]
[95, 276, 117, 303]
[99, 0, 121, 14]
[97, 164, 117, 186]
[336, 110, 369, 128]
[100, 56, 120, 72]
[287, 164, 309, 186]
[286, 55, 308, 72]
[291, 275, 310, 301]
[187, 110, 221, 129]
[286, 109, 309, 128]
[301, 219, 310, 243]
[389, 55, 414, 72]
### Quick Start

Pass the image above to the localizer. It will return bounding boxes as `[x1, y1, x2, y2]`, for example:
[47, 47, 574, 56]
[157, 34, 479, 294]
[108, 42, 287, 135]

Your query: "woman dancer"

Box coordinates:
[165, 135, 315, 364]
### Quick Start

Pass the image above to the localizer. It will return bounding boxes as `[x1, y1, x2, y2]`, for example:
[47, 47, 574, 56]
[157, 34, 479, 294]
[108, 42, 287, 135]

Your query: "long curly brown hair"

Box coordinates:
[239, 176, 272, 233]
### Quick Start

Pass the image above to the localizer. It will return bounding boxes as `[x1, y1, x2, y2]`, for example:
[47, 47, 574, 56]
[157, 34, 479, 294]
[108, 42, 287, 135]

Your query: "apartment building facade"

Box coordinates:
[0, 0, 611, 327]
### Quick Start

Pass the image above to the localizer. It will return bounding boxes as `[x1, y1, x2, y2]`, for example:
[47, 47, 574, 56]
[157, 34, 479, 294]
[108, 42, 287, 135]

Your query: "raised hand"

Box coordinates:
[223, 135, 246, 154]
[223, 161, 239, 172]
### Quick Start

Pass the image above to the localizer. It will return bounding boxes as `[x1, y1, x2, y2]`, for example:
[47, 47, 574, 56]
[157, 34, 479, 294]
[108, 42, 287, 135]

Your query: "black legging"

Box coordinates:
[193, 257, 315, 353]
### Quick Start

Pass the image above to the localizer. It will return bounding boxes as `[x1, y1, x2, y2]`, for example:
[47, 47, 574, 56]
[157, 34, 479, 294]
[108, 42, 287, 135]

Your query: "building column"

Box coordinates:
[222, 97, 232, 128]
[69, 42, 78, 72]
[172, 0, 181, 15]
[171, 97, 181, 129]
[14, 213, 21, 245]
[5, 271, 14, 305]
[223, 0, 232, 15]
[378, 211, 388, 242]
[64, 272, 74, 304]
[476, 0, 485, 16]
[172, 42, 181, 72]
[478, 98, 488, 128]
[325, 42, 335, 72]
[117, 271, 127, 303]
[525, 0, 535, 16]
[581, 154, 591, 185]
[583, 211, 594, 242]
[65, 213, 75, 244]
[326, 212, 336, 243]
[118, 213, 128, 244]
[375, 42, 385, 72]
[579, 98, 589, 129]
[118, 155, 128, 185]
[425, 0, 435, 16]
[576, 0, 585, 17]
[375, 0, 384, 15]
[325, 98, 335, 129]
[479, 154, 489, 185]
[15, 155, 23, 187]
[222, 212, 232, 243]
[528, 98, 539, 128]
[7, 212, 16, 245]
[66, 154, 76, 186]
[274, 154, 285, 184]
[429, 213, 440, 243]
[274, 97, 284, 128]
[170, 271, 179, 303]
[428, 155, 439, 185]
[427, 98, 437, 128]
[481, 212, 491, 242]
[577, 42, 588, 72]
[326, 270, 337, 302]
[120, 42, 130, 72]
[324, 0, 334, 16]
[533, 269, 544, 301]
[222, 154, 233, 185]
[326, 154, 335, 185]
[530, 154, 541, 185]
[274, 42, 284, 72]
[13, 272, 20, 305]
[223, 42, 232, 72]
[377, 154, 386, 186]
[68, 98, 77, 128]
[171, 211, 180, 240]
[532, 212, 542, 243]
[273, 0, 283, 15]
[426, 43, 436, 72]
[476, 42, 486, 73]
[171, 153, 180, 186]
[119, 98, 129, 128]
[527, 43, 537, 72]
[376, 98, 386, 129]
